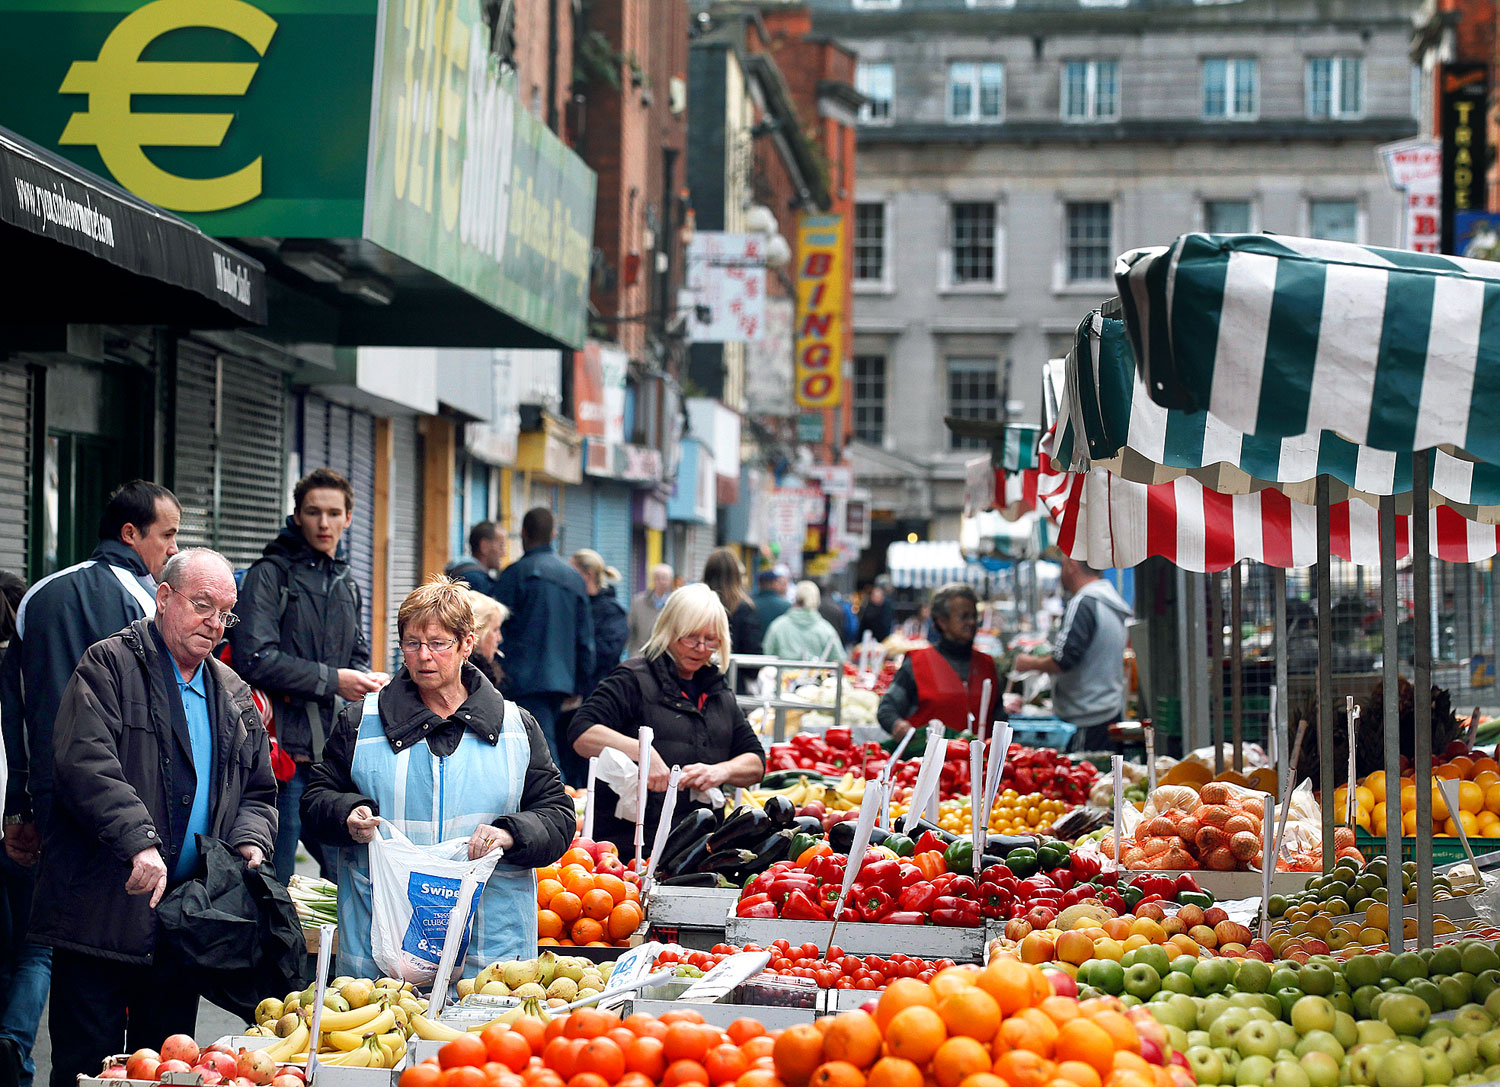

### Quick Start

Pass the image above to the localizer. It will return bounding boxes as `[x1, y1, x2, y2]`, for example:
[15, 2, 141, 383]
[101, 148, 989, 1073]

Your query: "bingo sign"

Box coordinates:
[794, 213, 846, 409]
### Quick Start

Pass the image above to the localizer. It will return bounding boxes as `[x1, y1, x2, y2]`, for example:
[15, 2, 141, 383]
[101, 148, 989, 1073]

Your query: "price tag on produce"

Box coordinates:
[901, 723, 947, 836]
[832, 778, 887, 931]
[583, 756, 599, 841]
[981, 723, 1011, 836]
[969, 738, 985, 878]
[1345, 697, 1360, 826]
[1111, 754, 1124, 866]
[1268, 688, 1280, 774]
[306, 921, 336, 1077]
[1143, 723, 1156, 792]
[1271, 720, 1308, 869]
[1438, 778, 1481, 874]
[977, 678, 993, 744]
[682, 950, 773, 1002]
[644, 766, 684, 891]
[635, 726, 655, 872]
[602, 941, 666, 997]
[1259, 795, 1275, 942]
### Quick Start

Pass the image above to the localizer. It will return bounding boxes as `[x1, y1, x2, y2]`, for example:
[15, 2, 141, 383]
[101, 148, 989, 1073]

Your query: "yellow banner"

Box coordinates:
[794, 213, 845, 409]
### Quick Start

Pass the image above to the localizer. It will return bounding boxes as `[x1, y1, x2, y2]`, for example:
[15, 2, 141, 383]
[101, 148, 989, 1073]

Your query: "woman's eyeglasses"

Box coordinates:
[401, 638, 459, 656]
[677, 635, 720, 651]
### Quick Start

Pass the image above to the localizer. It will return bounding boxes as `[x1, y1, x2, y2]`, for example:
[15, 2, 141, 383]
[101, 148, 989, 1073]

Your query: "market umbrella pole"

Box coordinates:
[1211, 572, 1225, 774]
[1413, 450, 1435, 948]
[1318, 476, 1336, 872]
[1231, 562, 1244, 773]
[1274, 568, 1289, 786]
[1380, 494, 1404, 944]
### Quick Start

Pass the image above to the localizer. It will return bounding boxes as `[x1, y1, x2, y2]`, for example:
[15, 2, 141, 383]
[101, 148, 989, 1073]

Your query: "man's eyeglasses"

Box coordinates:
[402, 638, 459, 656]
[165, 584, 239, 628]
[677, 635, 720, 651]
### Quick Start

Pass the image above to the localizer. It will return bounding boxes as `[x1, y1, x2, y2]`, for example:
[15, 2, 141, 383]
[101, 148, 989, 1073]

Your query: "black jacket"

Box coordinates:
[299, 662, 574, 869]
[857, 598, 894, 643]
[228, 522, 371, 761]
[567, 654, 765, 853]
[728, 600, 763, 657]
[1, 539, 157, 816]
[495, 545, 595, 699]
[584, 586, 629, 695]
[31, 619, 277, 964]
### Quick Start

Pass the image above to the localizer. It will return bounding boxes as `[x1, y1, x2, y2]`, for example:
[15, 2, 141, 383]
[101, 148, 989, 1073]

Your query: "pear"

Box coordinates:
[341, 979, 375, 1009]
[502, 959, 541, 990]
[275, 1013, 301, 1038]
[323, 992, 351, 1013]
[547, 977, 579, 1002]
[255, 998, 285, 1026]
[481, 981, 512, 996]
[332, 976, 354, 989]
[513, 982, 547, 1000]
[456, 978, 475, 999]
[554, 959, 585, 984]
[475, 963, 501, 991]
[577, 986, 601, 1002]
[580, 971, 604, 992]
[536, 951, 560, 987]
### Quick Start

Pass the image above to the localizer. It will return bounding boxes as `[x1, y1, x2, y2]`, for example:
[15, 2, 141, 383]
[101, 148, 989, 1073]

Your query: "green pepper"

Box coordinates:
[787, 832, 818, 861]
[1123, 883, 1145, 908]
[883, 833, 915, 858]
[1037, 842, 1070, 871]
[1177, 890, 1215, 910]
[1005, 846, 1038, 879]
[943, 839, 974, 872]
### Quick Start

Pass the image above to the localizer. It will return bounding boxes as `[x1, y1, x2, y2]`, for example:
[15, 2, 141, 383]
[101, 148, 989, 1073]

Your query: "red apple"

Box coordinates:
[160, 1036, 199, 1067]
[1025, 906, 1056, 930]
[1135, 901, 1167, 922]
[126, 1051, 161, 1082]
[571, 837, 599, 860]
[859, 1001, 878, 1016]
[797, 801, 825, 820]
[1202, 907, 1229, 927]
[1003, 919, 1033, 941]
[1138, 1037, 1164, 1065]
[1044, 969, 1078, 998]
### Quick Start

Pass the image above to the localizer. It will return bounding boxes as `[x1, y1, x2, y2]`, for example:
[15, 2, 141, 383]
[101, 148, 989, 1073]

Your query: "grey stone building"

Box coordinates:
[812, 0, 1420, 555]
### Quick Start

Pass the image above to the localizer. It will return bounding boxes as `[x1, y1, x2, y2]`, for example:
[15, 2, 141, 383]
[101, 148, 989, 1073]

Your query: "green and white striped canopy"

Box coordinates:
[1115, 233, 1500, 463]
[996, 424, 1041, 472]
[1056, 309, 1500, 522]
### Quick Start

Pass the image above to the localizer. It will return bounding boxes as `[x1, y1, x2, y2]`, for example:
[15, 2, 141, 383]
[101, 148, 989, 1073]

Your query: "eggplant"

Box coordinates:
[829, 821, 896, 854]
[706, 807, 771, 852]
[662, 834, 713, 879]
[789, 816, 825, 836]
[656, 872, 723, 887]
[985, 833, 1041, 854]
[738, 828, 794, 878]
[699, 848, 756, 873]
[655, 810, 719, 873]
[762, 794, 797, 829]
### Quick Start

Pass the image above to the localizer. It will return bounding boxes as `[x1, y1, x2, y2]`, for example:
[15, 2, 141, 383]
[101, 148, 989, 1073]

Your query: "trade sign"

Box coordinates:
[794, 212, 845, 409]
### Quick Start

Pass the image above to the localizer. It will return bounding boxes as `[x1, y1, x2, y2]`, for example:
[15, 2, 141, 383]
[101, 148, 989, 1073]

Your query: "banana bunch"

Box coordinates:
[826, 772, 866, 812]
[410, 997, 552, 1041]
[742, 776, 822, 810]
[246, 976, 425, 1069]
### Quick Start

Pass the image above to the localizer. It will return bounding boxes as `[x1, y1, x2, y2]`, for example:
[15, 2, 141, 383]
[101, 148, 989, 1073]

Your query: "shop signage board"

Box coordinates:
[794, 212, 846, 409]
[684, 232, 765, 342]
[577, 341, 628, 476]
[0, 0, 596, 348]
[1439, 63, 1489, 254]
[1378, 138, 1441, 255]
[746, 297, 795, 416]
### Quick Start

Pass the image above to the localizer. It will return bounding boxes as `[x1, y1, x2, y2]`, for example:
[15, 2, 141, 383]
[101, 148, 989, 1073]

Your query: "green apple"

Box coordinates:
[1429, 945, 1463, 977]
[1485, 988, 1500, 1020]
[1417, 1048, 1454, 1086]
[1134, 943, 1171, 976]
[1293, 1030, 1345, 1062]
[1374, 1044, 1426, 1087]
[1357, 1021, 1399, 1046]
[1276, 1020, 1300, 1052]
[1265, 1058, 1312, 1087]
[1235, 1054, 1274, 1085]
[1188, 1030, 1212, 1049]
[1345, 954, 1383, 990]
[1171, 954, 1201, 975]
[1418, 1024, 1452, 1045]
[1380, 994, 1432, 1037]
[1389, 952, 1428, 984]
[1164, 1024, 1189, 1053]
[1161, 970, 1197, 995]
[1196, 958, 1237, 996]
[1333, 1011, 1359, 1050]
[1236, 959, 1273, 993]
[1426, 1033, 1477, 1075]
[1247, 1007, 1278, 1024]
[1292, 996, 1338, 1035]
[1408, 979, 1444, 1015]
[1276, 986, 1304, 1019]
[1149, 995, 1197, 1032]
[1450, 1006, 1495, 1037]
[1185, 1046, 1224, 1086]
[1330, 991, 1354, 1015]
[1301, 964, 1336, 996]
[1299, 1050, 1340, 1087]
[1229, 992, 1266, 1011]
[1271, 966, 1302, 991]
[1124, 962, 1162, 999]
[1348, 1047, 1383, 1086]
[1475, 1028, 1500, 1065]
[1210, 1008, 1256, 1049]
[1198, 995, 1234, 1028]
[1471, 969, 1500, 1004]
[1235, 1020, 1283, 1060]
[1354, 985, 1383, 1020]
[1439, 975, 1473, 1010]
[1119, 994, 1142, 1007]
[1091, 958, 1124, 994]
[1460, 941, 1500, 977]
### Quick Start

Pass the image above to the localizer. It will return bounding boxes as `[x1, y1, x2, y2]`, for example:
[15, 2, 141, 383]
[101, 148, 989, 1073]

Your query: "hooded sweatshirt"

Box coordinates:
[762, 606, 847, 662]
[1050, 577, 1133, 727]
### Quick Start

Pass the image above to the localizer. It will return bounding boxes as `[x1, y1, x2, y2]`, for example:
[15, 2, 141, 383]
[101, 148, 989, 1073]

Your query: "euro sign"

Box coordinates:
[59, 0, 277, 213]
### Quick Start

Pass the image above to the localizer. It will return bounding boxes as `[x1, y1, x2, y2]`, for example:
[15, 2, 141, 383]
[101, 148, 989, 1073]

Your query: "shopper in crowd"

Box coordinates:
[856, 577, 894, 643]
[1014, 557, 1133, 752]
[817, 580, 855, 646]
[495, 507, 595, 785]
[467, 591, 509, 691]
[0, 481, 180, 1087]
[302, 577, 573, 979]
[570, 550, 629, 696]
[446, 521, 505, 596]
[877, 582, 1005, 741]
[763, 581, 848, 663]
[0, 570, 37, 1087]
[626, 563, 673, 656]
[752, 566, 791, 628]
[568, 584, 765, 854]
[229, 468, 381, 884]
[704, 547, 761, 658]
[36, 549, 276, 1087]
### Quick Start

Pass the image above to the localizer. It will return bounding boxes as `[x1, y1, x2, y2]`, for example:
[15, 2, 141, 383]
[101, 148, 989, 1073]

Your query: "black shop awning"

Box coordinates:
[0, 127, 266, 327]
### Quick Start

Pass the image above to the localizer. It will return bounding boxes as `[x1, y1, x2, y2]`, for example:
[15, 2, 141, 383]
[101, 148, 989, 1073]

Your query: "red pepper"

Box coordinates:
[825, 727, 853, 750]
[1174, 874, 1203, 895]
[1070, 851, 1102, 880]
[857, 889, 895, 922]
[881, 911, 927, 925]
[946, 875, 977, 897]
[738, 893, 773, 912]
[1053, 869, 1077, 891]
[914, 831, 948, 856]
[898, 883, 940, 913]
[781, 889, 829, 920]
[737, 898, 779, 919]
[767, 875, 819, 905]
[930, 900, 981, 927]
[857, 859, 902, 893]
[898, 865, 925, 888]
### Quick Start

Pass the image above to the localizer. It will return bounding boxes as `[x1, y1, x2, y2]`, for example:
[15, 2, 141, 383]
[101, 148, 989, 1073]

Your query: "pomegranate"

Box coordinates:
[196, 1072, 223, 1086]
[271, 1068, 304, 1084]
[160, 1036, 199, 1067]
[99, 1069, 128, 1080]
[156, 1060, 192, 1078]
[125, 1051, 161, 1081]
[199, 1053, 237, 1079]
[271, 1075, 304, 1087]
[235, 1049, 276, 1086]
[203, 1044, 234, 1058]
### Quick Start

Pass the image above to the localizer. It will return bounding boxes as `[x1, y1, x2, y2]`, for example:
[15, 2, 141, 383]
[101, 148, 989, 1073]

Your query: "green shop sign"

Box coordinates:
[0, 0, 594, 348]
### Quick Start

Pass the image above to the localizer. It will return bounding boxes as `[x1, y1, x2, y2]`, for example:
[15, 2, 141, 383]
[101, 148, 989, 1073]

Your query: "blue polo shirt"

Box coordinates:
[171, 662, 214, 881]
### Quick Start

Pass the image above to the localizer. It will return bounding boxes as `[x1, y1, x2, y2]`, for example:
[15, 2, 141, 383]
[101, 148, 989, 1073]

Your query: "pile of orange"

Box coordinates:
[1337, 756, 1500, 838]
[536, 847, 644, 947]
[400, 1005, 775, 1087]
[771, 960, 1191, 1087]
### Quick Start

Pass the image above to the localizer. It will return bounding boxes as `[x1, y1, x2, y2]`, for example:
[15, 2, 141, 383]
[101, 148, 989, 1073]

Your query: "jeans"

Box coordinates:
[49, 949, 199, 1087]
[0, 858, 49, 1087]
[515, 693, 580, 786]
[274, 764, 328, 884]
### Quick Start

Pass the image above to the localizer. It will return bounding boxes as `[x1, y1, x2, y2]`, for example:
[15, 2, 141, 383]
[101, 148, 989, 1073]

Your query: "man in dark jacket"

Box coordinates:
[228, 468, 380, 884]
[856, 579, 894, 643]
[34, 549, 276, 1087]
[495, 508, 594, 785]
[446, 521, 505, 596]
[0, 481, 179, 1087]
[752, 567, 791, 629]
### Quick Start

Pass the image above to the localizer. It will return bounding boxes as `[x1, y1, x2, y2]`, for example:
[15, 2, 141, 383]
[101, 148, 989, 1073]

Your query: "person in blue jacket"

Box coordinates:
[494, 508, 594, 785]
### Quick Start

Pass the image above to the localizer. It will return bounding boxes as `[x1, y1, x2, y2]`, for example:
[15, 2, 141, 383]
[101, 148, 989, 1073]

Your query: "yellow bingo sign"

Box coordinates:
[794, 212, 845, 410]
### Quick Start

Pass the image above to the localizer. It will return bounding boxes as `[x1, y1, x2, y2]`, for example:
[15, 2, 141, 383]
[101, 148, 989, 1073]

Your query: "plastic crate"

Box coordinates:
[1154, 697, 1182, 742]
[1008, 716, 1077, 750]
[1354, 830, 1500, 866]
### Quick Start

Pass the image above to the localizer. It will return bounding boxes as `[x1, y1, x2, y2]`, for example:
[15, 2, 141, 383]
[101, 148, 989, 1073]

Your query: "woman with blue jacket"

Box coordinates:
[301, 577, 574, 979]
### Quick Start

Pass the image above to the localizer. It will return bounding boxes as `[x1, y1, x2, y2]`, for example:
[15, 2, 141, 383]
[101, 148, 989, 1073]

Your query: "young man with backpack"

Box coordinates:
[228, 468, 382, 883]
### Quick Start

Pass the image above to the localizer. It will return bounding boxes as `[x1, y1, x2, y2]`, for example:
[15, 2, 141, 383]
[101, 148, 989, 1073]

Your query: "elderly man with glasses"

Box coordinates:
[31, 548, 277, 1087]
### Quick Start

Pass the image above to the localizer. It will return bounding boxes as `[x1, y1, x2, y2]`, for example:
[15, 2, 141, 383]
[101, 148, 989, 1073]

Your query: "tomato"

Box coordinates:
[827, 945, 844, 960]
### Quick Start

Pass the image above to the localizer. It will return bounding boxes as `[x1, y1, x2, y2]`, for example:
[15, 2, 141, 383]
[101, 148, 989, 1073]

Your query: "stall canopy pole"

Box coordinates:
[1231, 562, 1244, 773]
[1317, 475, 1336, 873]
[1274, 568, 1289, 787]
[1413, 450, 1434, 948]
[1210, 571, 1225, 774]
[1380, 493, 1404, 945]
[1192, 573, 1211, 753]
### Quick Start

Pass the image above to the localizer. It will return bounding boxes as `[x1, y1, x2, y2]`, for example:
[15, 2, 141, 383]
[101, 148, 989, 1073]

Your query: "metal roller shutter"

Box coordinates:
[560, 483, 594, 560]
[172, 344, 220, 551]
[388, 418, 424, 662]
[592, 484, 633, 601]
[298, 394, 377, 642]
[682, 523, 715, 584]
[0, 362, 32, 574]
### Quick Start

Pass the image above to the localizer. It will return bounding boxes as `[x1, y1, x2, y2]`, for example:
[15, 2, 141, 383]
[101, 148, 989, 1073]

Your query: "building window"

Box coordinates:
[853, 203, 887, 285]
[949, 202, 1000, 286]
[1203, 57, 1258, 120]
[856, 61, 893, 124]
[1309, 199, 1359, 243]
[852, 355, 887, 444]
[1204, 200, 1252, 233]
[1062, 60, 1119, 122]
[1307, 56, 1364, 119]
[948, 62, 1005, 124]
[1065, 201, 1112, 283]
[948, 359, 999, 451]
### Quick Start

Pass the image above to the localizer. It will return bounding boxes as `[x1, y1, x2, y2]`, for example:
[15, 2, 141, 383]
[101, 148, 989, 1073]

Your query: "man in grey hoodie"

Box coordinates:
[1015, 557, 1132, 752]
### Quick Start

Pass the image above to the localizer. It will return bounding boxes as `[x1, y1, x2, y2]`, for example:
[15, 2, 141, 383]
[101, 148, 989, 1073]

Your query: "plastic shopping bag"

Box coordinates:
[367, 821, 502, 985]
